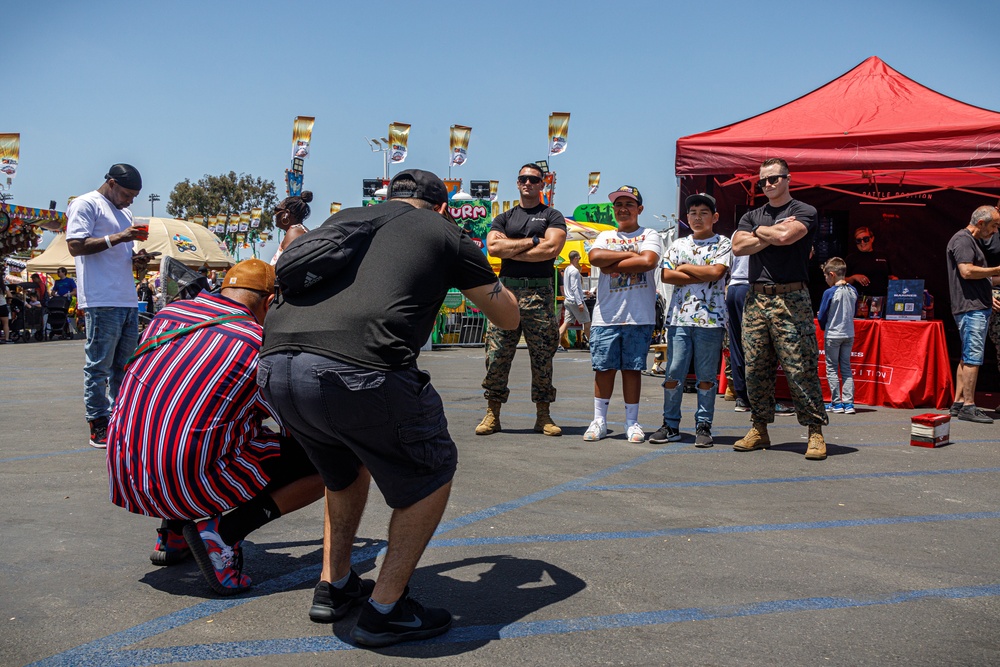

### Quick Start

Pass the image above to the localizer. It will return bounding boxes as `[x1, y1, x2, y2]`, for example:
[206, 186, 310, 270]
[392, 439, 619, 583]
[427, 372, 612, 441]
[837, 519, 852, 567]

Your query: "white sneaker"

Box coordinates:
[626, 423, 645, 443]
[583, 419, 607, 441]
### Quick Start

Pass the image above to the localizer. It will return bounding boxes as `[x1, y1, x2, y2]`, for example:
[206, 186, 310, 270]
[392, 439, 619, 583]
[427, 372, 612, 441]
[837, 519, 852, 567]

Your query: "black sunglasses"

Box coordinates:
[757, 174, 789, 188]
[517, 175, 543, 185]
[855, 235, 872, 244]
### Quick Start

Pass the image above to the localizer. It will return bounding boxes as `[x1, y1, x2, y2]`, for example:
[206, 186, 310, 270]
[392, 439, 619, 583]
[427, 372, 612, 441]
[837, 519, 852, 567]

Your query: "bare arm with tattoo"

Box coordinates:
[462, 280, 520, 329]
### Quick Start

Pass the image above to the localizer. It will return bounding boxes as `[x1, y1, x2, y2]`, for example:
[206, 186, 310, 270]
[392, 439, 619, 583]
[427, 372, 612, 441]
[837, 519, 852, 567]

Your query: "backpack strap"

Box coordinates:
[127, 313, 254, 366]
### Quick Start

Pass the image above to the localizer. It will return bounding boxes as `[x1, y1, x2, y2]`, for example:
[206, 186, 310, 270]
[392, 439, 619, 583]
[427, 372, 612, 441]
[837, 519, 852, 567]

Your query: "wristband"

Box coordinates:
[105, 235, 113, 249]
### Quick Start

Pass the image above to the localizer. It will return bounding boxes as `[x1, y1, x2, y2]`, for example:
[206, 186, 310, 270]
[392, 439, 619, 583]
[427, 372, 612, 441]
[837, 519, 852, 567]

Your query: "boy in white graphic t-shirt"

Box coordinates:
[585, 186, 664, 443]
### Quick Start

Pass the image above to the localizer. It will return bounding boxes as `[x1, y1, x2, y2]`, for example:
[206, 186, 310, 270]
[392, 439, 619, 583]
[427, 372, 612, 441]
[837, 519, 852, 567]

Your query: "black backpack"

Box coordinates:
[275, 202, 410, 296]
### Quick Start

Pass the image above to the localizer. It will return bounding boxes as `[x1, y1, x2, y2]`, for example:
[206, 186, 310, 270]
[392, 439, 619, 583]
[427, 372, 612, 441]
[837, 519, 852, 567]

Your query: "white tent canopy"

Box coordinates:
[26, 217, 235, 273]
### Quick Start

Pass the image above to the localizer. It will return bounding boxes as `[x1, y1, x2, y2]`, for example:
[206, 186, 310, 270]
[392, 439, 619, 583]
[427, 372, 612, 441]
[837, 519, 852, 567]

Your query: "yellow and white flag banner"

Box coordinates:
[489, 180, 498, 202]
[388, 122, 411, 164]
[1, 133, 20, 182]
[250, 208, 262, 229]
[548, 112, 570, 156]
[292, 116, 315, 159]
[330, 202, 342, 215]
[449, 125, 471, 167]
[588, 172, 601, 195]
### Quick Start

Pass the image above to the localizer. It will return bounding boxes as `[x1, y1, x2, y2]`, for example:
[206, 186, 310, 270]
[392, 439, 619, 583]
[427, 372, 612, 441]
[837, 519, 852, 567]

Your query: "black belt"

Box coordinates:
[501, 277, 552, 288]
[751, 281, 807, 295]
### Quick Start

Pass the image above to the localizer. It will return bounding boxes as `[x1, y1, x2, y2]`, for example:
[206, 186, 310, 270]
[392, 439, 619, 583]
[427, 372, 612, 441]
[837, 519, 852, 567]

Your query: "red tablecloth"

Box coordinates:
[775, 319, 954, 409]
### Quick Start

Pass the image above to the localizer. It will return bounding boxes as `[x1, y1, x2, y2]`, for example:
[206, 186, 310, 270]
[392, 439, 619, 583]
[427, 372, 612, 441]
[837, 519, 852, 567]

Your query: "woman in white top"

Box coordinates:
[269, 190, 313, 266]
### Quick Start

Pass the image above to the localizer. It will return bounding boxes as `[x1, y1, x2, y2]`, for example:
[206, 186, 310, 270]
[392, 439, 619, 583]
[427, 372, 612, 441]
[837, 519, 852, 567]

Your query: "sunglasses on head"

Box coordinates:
[517, 175, 543, 185]
[757, 174, 788, 188]
[855, 235, 872, 244]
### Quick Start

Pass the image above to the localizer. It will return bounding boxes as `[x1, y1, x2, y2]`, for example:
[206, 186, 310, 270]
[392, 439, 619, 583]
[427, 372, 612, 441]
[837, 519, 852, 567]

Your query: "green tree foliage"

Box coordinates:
[166, 172, 278, 230]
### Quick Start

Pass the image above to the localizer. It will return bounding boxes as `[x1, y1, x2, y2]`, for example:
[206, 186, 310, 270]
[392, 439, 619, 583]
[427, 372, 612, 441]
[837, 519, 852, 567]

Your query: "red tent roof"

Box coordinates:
[675, 57, 1000, 188]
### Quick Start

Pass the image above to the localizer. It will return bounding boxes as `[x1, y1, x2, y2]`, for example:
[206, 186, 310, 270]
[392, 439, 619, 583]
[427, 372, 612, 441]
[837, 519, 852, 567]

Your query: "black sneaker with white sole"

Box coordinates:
[350, 588, 452, 647]
[309, 571, 375, 623]
[89, 417, 108, 449]
[694, 422, 713, 448]
[648, 422, 681, 444]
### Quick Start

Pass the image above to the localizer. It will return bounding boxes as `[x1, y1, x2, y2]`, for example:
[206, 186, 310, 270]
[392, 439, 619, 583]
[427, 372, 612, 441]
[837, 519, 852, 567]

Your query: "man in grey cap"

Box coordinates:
[66, 163, 153, 448]
[260, 168, 519, 647]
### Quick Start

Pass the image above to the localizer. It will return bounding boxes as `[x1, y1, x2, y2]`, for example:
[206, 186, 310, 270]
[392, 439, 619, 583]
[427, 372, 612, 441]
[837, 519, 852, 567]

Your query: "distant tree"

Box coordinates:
[166, 172, 278, 230]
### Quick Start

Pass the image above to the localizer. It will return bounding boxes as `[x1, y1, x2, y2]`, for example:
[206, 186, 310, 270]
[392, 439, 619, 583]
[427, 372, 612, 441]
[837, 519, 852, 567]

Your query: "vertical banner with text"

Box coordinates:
[0, 133, 20, 185]
[449, 125, 471, 167]
[588, 172, 601, 195]
[548, 112, 570, 156]
[292, 117, 315, 159]
[388, 122, 411, 164]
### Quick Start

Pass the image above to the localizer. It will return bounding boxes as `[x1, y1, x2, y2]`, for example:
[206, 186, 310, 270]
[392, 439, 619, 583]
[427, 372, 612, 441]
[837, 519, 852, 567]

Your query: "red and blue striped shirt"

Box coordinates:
[107, 292, 281, 519]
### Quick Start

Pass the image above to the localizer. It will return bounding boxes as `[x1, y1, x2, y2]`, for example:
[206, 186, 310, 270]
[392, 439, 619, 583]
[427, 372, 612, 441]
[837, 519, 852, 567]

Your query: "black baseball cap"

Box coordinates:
[685, 192, 717, 213]
[389, 169, 449, 205]
[105, 163, 142, 191]
[609, 185, 642, 206]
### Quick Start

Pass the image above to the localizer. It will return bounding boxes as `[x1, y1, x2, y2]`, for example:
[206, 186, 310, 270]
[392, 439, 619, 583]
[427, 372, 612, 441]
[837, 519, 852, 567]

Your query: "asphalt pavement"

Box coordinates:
[2, 339, 999, 666]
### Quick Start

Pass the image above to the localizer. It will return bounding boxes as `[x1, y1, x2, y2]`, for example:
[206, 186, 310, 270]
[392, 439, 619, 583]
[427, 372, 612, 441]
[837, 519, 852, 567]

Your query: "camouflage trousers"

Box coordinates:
[990, 288, 1000, 372]
[743, 289, 828, 426]
[482, 285, 558, 404]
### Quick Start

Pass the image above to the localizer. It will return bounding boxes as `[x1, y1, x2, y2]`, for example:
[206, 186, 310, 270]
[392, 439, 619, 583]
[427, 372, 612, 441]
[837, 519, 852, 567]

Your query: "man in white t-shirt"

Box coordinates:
[584, 186, 664, 443]
[650, 193, 732, 447]
[558, 250, 591, 348]
[66, 164, 152, 448]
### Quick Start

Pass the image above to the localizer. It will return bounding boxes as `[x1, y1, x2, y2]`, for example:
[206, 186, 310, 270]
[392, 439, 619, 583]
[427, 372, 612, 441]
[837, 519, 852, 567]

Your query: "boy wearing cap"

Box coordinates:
[107, 259, 325, 597]
[67, 163, 153, 448]
[585, 186, 663, 443]
[650, 193, 731, 447]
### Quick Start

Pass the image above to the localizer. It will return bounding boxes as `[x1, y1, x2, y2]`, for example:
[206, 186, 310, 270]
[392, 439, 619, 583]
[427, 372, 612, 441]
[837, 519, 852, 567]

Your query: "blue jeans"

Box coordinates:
[955, 309, 990, 365]
[84, 307, 138, 421]
[662, 326, 724, 428]
[725, 282, 750, 403]
[825, 337, 855, 405]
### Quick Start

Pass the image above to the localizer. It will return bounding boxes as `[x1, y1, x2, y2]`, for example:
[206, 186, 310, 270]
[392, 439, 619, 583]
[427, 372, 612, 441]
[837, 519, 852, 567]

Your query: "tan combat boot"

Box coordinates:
[733, 421, 770, 451]
[805, 425, 827, 460]
[533, 402, 562, 436]
[724, 384, 737, 401]
[475, 401, 502, 435]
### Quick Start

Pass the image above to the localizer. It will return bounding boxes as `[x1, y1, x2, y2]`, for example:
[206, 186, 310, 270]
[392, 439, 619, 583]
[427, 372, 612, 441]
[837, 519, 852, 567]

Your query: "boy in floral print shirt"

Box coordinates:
[650, 193, 732, 447]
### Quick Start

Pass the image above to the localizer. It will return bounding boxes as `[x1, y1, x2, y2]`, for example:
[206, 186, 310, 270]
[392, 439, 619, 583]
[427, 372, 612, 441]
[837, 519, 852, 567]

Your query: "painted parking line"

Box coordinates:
[586, 466, 1000, 491]
[31, 582, 1000, 666]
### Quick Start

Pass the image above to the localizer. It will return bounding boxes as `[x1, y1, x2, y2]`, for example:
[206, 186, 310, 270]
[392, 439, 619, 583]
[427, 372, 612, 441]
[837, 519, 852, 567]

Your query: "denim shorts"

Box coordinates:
[258, 352, 457, 509]
[589, 324, 654, 371]
[955, 309, 990, 365]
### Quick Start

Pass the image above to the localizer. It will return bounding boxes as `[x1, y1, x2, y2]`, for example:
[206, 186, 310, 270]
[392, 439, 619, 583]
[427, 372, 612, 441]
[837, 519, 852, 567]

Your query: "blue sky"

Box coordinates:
[6, 1, 999, 260]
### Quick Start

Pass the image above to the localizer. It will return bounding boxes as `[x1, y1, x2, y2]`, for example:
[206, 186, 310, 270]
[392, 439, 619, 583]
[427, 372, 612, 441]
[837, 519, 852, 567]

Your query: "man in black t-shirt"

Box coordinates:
[846, 226, 895, 297]
[732, 158, 830, 460]
[978, 208, 1000, 404]
[259, 169, 519, 647]
[946, 205, 1000, 423]
[477, 162, 568, 436]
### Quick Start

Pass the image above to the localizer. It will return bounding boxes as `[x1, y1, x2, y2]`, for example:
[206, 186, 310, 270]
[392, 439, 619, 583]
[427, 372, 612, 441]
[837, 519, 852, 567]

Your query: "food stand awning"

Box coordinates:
[0, 202, 65, 257]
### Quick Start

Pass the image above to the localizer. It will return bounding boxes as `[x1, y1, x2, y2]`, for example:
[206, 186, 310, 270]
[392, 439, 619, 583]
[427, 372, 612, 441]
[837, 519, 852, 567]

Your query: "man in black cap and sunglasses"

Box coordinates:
[477, 163, 568, 436]
[732, 158, 829, 460]
[66, 163, 154, 448]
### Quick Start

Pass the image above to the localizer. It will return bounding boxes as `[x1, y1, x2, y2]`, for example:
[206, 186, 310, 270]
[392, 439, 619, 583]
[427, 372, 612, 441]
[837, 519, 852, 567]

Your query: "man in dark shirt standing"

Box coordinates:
[259, 169, 519, 647]
[846, 226, 895, 298]
[946, 205, 1000, 423]
[477, 163, 568, 436]
[732, 158, 829, 460]
[978, 204, 1000, 410]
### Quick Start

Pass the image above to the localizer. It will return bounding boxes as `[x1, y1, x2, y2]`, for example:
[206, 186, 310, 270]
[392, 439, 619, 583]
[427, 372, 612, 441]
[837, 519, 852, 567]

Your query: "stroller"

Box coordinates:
[46, 296, 72, 340]
[8, 292, 44, 342]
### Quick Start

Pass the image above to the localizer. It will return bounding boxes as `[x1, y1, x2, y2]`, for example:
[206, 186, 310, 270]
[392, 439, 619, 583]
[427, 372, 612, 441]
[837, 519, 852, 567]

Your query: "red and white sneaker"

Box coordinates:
[183, 515, 251, 595]
[88, 417, 108, 449]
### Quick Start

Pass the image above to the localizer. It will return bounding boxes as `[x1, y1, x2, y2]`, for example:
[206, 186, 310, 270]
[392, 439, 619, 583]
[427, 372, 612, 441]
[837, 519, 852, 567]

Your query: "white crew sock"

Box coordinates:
[625, 403, 639, 427]
[594, 397, 609, 422]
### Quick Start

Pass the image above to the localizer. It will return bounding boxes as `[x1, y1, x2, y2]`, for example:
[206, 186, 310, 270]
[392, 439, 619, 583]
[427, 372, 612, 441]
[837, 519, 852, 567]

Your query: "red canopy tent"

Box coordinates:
[675, 56, 1000, 396]
[676, 56, 1000, 195]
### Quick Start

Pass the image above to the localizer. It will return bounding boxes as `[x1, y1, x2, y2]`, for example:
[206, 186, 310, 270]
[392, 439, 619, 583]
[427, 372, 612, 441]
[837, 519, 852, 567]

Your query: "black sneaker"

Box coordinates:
[734, 398, 750, 412]
[350, 587, 452, 647]
[89, 417, 108, 449]
[949, 401, 963, 417]
[648, 422, 681, 444]
[309, 571, 375, 623]
[958, 404, 994, 424]
[694, 422, 713, 448]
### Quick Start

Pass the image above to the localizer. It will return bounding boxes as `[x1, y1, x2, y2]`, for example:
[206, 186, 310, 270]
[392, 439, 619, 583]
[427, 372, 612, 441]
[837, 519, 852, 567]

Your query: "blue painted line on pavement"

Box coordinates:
[33, 583, 1000, 666]
[0, 448, 94, 463]
[428, 511, 1000, 549]
[586, 467, 1000, 491]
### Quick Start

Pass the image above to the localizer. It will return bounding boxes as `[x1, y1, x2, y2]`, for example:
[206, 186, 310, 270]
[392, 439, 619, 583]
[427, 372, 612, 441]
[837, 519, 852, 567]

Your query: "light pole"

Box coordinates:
[365, 136, 390, 182]
[149, 193, 160, 217]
